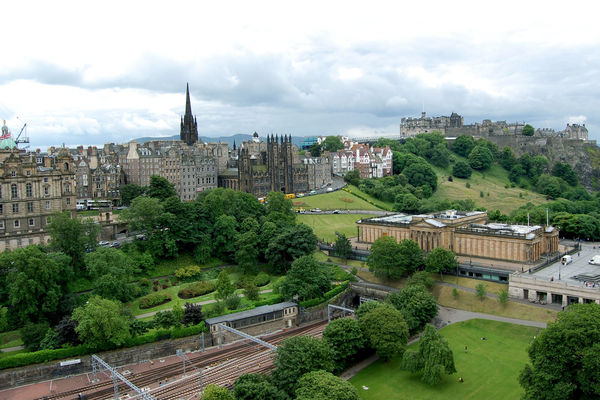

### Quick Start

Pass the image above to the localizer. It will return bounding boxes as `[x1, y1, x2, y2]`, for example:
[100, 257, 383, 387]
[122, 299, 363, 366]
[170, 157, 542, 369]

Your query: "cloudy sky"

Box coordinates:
[1, 0, 599, 148]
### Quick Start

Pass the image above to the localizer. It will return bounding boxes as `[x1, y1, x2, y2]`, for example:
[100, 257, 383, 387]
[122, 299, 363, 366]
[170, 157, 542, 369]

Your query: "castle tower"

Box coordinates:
[180, 83, 199, 146]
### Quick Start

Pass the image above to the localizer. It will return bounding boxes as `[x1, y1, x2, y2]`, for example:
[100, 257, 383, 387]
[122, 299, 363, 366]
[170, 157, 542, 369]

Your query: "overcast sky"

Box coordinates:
[1, 0, 599, 148]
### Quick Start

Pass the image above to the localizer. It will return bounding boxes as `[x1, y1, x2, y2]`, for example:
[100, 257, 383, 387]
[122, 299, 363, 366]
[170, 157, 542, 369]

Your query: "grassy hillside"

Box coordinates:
[431, 162, 547, 215]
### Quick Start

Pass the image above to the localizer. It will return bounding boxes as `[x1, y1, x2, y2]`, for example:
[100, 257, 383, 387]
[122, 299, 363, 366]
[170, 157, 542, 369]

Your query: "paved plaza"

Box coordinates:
[530, 242, 600, 288]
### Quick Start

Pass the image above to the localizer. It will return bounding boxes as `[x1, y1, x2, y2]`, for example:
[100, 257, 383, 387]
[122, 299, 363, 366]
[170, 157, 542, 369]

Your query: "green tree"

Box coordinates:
[48, 212, 99, 272]
[272, 335, 334, 396]
[240, 216, 260, 233]
[295, 370, 360, 400]
[244, 284, 260, 301]
[235, 230, 259, 274]
[520, 304, 600, 399]
[213, 214, 239, 261]
[468, 145, 494, 170]
[522, 124, 535, 136]
[355, 300, 393, 320]
[202, 384, 235, 400]
[309, 142, 323, 157]
[322, 136, 345, 152]
[215, 270, 235, 301]
[398, 239, 424, 275]
[475, 283, 487, 301]
[497, 289, 509, 306]
[72, 296, 130, 348]
[343, 170, 361, 186]
[85, 247, 136, 302]
[452, 135, 476, 157]
[406, 270, 434, 290]
[401, 324, 456, 385]
[119, 183, 145, 206]
[367, 236, 402, 279]
[281, 255, 331, 301]
[146, 175, 176, 201]
[323, 317, 365, 372]
[233, 373, 287, 400]
[334, 233, 352, 261]
[265, 224, 317, 273]
[425, 248, 457, 279]
[552, 162, 578, 186]
[265, 191, 296, 226]
[20, 322, 50, 351]
[6, 246, 71, 324]
[121, 196, 164, 237]
[452, 160, 472, 179]
[403, 162, 437, 192]
[358, 304, 409, 360]
[500, 146, 517, 171]
[394, 193, 420, 213]
[386, 285, 438, 333]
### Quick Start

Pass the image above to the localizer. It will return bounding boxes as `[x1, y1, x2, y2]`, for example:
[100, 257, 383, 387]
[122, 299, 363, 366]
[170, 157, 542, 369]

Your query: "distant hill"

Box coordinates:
[134, 134, 307, 147]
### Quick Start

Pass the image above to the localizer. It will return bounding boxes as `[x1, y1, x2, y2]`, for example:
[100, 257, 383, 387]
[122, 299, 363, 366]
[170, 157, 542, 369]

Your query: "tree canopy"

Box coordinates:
[520, 303, 600, 399]
[265, 224, 316, 273]
[272, 335, 334, 396]
[334, 233, 352, 261]
[386, 285, 438, 333]
[322, 136, 345, 152]
[468, 145, 494, 170]
[233, 373, 287, 400]
[146, 175, 177, 201]
[522, 124, 535, 136]
[323, 317, 365, 372]
[72, 296, 130, 348]
[357, 302, 409, 360]
[48, 212, 99, 271]
[425, 248, 457, 278]
[401, 324, 456, 385]
[295, 370, 360, 400]
[281, 255, 331, 301]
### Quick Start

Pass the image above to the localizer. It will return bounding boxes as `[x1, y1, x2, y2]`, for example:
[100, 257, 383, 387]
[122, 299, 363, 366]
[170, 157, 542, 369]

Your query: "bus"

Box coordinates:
[285, 193, 296, 199]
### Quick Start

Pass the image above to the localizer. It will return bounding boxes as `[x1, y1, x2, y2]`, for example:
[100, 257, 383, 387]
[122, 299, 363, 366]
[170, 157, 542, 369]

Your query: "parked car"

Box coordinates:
[110, 242, 121, 248]
[311, 208, 322, 213]
[326, 187, 333, 192]
[98, 241, 110, 247]
[332, 210, 340, 214]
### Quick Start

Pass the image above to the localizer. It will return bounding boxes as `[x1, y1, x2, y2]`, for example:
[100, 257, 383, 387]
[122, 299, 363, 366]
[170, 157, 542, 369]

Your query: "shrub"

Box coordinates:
[254, 273, 270, 287]
[406, 271, 434, 290]
[139, 292, 171, 309]
[177, 281, 215, 299]
[175, 265, 203, 280]
[225, 295, 241, 310]
[234, 275, 254, 289]
[452, 288, 459, 299]
[351, 267, 358, 275]
[139, 278, 151, 289]
[161, 284, 168, 289]
[466, 182, 471, 188]
[153, 310, 181, 329]
[244, 284, 260, 301]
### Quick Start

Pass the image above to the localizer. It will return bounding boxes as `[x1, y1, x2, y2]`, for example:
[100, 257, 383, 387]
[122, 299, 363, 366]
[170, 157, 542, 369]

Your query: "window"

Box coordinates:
[44, 177, 48, 183]
[46, 200, 50, 210]
[11, 171, 16, 177]
[11, 184, 17, 198]
[28, 218, 34, 227]
[0, 186, 2, 198]
[26, 170, 31, 176]
[27, 202, 33, 212]
[14, 220, 19, 228]
[12, 203, 18, 213]
[0, 205, 2, 214]
[66, 198, 71, 205]
[0, 221, 3, 229]
[26, 183, 32, 197]
[44, 187, 49, 196]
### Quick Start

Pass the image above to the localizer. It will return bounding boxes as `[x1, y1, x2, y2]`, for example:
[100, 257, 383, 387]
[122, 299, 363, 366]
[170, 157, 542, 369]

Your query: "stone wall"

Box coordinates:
[509, 273, 600, 305]
[0, 334, 205, 390]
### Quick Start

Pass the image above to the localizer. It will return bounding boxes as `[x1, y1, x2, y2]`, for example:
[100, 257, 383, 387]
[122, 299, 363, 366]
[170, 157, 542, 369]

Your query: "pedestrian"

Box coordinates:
[464, 345, 468, 353]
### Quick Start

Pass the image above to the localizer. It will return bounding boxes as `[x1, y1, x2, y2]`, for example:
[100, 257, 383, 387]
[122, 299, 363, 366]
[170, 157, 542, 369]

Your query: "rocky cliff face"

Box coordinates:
[485, 136, 600, 191]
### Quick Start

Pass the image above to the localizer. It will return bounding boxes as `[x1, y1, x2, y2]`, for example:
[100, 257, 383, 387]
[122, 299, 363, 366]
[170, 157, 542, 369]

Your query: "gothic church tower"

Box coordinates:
[180, 83, 199, 145]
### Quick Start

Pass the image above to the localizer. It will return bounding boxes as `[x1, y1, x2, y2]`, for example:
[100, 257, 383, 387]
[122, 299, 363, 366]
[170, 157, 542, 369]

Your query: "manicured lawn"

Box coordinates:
[314, 251, 366, 269]
[434, 285, 557, 323]
[0, 330, 23, 349]
[351, 319, 541, 400]
[437, 275, 507, 294]
[342, 185, 394, 211]
[293, 189, 381, 211]
[431, 162, 546, 215]
[298, 214, 372, 242]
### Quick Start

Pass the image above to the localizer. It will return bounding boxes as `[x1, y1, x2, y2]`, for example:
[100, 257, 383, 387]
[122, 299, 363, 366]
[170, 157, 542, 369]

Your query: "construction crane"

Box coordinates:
[15, 117, 30, 148]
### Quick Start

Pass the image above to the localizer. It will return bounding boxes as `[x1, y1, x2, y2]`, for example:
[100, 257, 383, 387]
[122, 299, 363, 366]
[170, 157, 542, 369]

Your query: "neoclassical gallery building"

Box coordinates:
[357, 210, 559, 265]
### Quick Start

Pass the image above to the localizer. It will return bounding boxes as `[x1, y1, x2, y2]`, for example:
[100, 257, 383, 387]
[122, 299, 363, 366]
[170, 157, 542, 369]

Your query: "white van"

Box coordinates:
[561, 255, 573, 265]
[589, 255, 600, 265]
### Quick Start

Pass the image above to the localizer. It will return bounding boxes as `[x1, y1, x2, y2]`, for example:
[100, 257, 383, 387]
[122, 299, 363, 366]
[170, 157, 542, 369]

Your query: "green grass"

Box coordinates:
[343, 185, 394, 210]
[431, 161, 546, 214]
[314, 251, 366, 269]
[293, 189, 381, 211]
[0, 330, 23, 349]
[144, 255, 224, 278]
[351, 319, 541, 400]
[0, 349, 27, 359]
[298, 214, 372, 242]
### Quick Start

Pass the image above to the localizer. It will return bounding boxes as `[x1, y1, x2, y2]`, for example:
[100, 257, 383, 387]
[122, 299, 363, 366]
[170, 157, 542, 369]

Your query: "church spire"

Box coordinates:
[180, 83, 199, 145]
[185, 82, 193, 117]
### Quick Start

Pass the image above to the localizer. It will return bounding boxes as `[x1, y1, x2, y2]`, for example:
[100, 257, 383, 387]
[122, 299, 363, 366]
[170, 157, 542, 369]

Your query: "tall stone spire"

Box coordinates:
[180, 83, 199, 145]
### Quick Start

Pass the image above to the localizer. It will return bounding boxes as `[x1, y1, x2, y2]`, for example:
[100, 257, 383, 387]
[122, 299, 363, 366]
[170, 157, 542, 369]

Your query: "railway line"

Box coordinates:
[36, 321, 326, 400]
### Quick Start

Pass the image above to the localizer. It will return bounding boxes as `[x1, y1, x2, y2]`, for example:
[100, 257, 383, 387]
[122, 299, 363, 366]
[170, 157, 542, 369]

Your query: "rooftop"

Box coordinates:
[204, 302, 297, 325]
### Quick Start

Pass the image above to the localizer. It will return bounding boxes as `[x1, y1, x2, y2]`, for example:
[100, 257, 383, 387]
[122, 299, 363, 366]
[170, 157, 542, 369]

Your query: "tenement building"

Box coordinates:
[0, 146, 76, 251]
[357, 210, 559, 265]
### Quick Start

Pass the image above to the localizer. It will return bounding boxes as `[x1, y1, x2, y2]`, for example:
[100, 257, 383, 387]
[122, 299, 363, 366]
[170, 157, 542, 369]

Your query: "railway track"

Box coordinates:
[37, 321, 326, 400]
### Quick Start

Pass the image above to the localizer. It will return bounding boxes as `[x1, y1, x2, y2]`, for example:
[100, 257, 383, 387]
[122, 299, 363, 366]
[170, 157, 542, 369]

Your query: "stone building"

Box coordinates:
[563, 123, 588, 140]
[0, 148, 76, 252]
[357, 210, 559, 265]
[68, 146, 121, 205]
[332, 141, 393, 178]
[400, 112, 463, 136]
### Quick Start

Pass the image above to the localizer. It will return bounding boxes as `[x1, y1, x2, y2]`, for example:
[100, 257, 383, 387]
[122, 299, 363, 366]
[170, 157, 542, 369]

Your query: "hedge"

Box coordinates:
[0, 322, 208, 370]
[299, 281, 350, 308]
[139, 292, 172, 309]
[178, 281, 215, 299]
